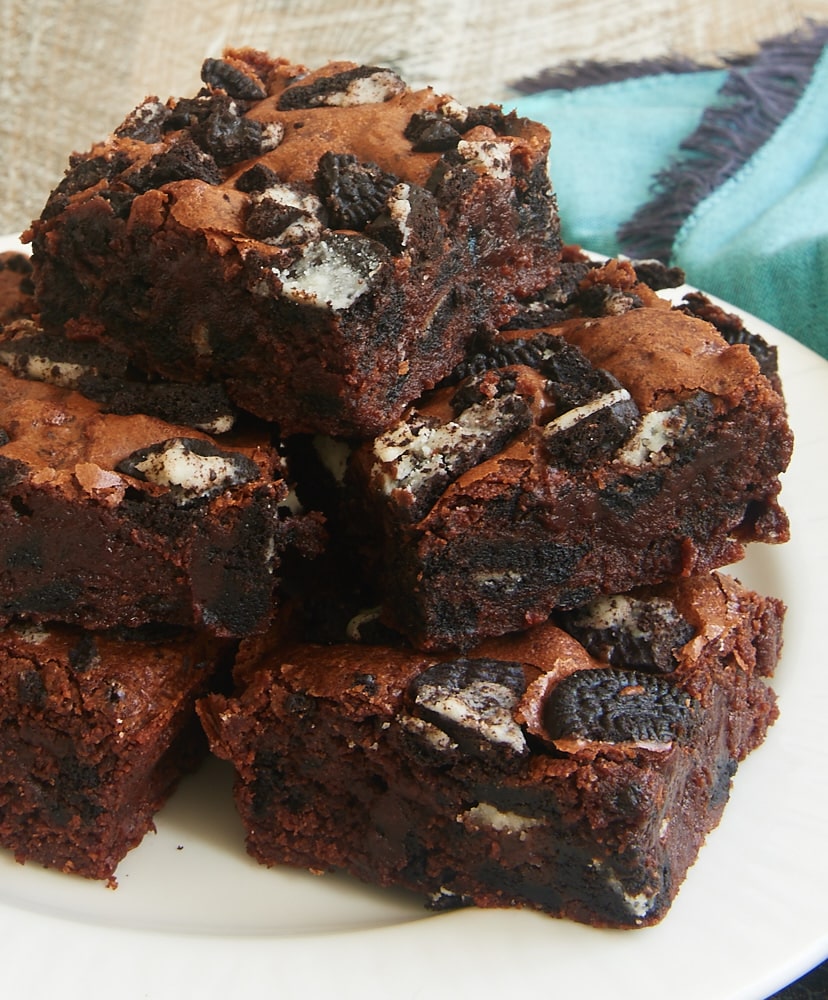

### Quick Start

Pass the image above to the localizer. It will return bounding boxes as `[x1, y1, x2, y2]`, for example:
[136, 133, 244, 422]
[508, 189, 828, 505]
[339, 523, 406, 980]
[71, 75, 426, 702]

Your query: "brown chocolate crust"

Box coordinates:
[198, 572, 782, 928]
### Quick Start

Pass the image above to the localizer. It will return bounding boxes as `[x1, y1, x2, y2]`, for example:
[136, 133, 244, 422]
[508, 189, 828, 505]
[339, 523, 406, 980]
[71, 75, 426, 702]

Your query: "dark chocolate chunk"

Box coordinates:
[277, 65, 405, 110]
[201, 57, 267, 101]
[408, 657, 528, 758]
[0, 428, 9, 447]
[557, 595, 696, 673]
[116, 437, 260, 505]
[544, 668, 695, 747]
[315, 152, 398, 230]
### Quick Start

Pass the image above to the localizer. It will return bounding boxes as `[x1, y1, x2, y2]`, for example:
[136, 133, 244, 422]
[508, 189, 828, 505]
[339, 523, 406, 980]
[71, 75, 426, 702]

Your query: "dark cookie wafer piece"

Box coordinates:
[198, 571, 782, 928]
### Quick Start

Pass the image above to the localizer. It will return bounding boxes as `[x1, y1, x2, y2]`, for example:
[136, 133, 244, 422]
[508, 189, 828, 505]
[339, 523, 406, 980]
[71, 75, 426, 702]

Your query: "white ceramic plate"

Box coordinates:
[2, 233, 826, 999]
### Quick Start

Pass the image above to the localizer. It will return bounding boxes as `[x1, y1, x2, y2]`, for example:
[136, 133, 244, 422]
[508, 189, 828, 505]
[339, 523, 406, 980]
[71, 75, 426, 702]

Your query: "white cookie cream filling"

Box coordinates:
[130, 440, 247, 497]
[459, 802, 545, 834]
[617, 404, 688, 467]
[457, 138, 513, 180]
[544, 387, 632, 436]
[573, 594, 682, 639]
[273, 238, 383, 311]
[414, 678, 527, 754]
[0, 350, 88, 388]
[372, 396, 516, 496]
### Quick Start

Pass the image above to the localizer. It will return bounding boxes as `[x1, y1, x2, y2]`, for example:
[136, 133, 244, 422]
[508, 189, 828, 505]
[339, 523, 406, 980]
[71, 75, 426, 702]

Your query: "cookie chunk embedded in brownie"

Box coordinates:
[197, 572, 783, 928]
[0, 622, 230, 882]
[337, 292, 792, 650]
[0, 359, 325, 636]
[26, 49, 563, 437]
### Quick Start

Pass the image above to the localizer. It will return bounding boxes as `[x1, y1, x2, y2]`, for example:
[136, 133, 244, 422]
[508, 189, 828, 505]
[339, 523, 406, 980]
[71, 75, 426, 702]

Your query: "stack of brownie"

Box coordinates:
[0, 49, 793, 925]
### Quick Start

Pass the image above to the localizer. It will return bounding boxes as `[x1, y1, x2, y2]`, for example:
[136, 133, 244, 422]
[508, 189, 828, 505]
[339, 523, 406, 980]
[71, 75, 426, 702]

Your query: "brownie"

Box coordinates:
[336, 272, 792, 649]
[25, 49, 563, 437]
[0, 349, 325, 635]
[0, 621, 229, 882]
[197, 572, 783, 928]
[0, 252, 35, 323]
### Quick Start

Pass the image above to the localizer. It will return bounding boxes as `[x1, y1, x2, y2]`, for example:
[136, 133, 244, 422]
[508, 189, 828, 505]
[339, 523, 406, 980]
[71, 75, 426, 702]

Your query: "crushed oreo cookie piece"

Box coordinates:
[404, 112, 462, 152]
[371, 386, 533, 522]
[632, 259, 686, 291]
[616, 392, 714, 469]
[127, 136, 222, 192]
[67, 634, 101, 674]
[234, 163, 282, 194]
[192, 100, 273, 166]
[0, 428, 9, 447]
[77, 377, 236, 434]
[272, 233, 388, 311]
[245, 199, 307, 242]
[542, 373, 640, 468]
[116, 437, 260, 505]
[544, 668, 696, 749]
[277, 65, 406, 110]
[115, 99, 172, 143]
[557, 595, 696, 673]
[365, 182, 444, 259]
[0, 328, 128, 387]
[201, 57, 267, 101]
[408, 658, 528, 758]
[315, 152, 399, 230]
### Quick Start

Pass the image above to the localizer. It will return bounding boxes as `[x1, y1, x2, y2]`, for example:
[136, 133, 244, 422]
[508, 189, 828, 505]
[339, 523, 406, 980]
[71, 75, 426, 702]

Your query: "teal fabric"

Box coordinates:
[512, 49, 828, 357]
[509, 70, 728, 257]
[672, 48, 828, 357]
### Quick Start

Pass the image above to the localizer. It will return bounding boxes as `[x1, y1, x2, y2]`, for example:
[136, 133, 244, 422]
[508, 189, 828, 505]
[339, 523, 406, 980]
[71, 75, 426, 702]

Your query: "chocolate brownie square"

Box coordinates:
[26, 49, 563, 437]
[0, 342, 324, 636]
[0, 621, 229, 882]
[197, 572, 783, 928]
[338, 274, 792, 649]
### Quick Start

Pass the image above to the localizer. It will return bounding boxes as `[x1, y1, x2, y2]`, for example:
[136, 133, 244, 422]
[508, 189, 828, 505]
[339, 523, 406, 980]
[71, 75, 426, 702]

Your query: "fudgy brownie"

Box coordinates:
[26, 49, 563, 437]
[0, 252, 35, 323]
[198, 571, 783, 928]
[0, 345, 325, 635]
[0, 621, 230, 882]
[336, 273, 792, 649]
